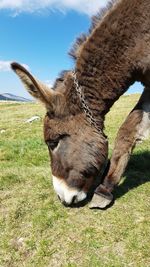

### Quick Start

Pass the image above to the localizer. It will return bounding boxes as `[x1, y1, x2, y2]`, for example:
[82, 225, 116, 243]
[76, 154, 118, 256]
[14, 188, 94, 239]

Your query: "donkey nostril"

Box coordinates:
[72, 195, 77, 204]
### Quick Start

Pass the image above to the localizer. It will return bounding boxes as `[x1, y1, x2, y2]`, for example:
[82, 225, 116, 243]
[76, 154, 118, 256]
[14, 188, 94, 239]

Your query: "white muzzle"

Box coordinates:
[52, 176, 87, 205]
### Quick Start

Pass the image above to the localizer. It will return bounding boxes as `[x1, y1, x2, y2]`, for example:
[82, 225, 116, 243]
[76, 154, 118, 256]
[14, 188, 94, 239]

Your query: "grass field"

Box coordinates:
[0, 95, 150, 267]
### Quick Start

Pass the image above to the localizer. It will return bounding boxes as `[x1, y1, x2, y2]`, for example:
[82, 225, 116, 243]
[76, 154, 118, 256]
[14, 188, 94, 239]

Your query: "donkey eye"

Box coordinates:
[46, 134, 69, 151]
[46, 139, 59, 151]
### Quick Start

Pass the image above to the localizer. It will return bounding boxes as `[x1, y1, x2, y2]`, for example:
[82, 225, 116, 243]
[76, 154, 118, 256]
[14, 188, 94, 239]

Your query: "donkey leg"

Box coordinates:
[89, 110, 138, 209]
[90, 88, 150, 209]
[102, 88, 150, 193]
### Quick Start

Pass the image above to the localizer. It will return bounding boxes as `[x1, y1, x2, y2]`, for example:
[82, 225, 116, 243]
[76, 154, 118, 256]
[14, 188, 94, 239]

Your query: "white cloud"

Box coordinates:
[0, 0, 109, 16]
[0, 61, 29, 72]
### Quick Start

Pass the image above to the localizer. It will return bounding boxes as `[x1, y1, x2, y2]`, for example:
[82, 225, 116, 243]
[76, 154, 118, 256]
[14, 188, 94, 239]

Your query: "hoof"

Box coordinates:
[89, 192, 113, 209]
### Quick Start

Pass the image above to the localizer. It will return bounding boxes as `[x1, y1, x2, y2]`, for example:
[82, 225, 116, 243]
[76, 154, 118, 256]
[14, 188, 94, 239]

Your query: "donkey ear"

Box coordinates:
[11, 62, 61, 110]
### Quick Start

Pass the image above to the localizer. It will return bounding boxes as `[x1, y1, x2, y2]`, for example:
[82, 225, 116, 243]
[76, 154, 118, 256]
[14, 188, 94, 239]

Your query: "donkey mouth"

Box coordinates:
[61, 196, 90, 208]
[52, 175, 87, 206]
[52, 160, 109, 208]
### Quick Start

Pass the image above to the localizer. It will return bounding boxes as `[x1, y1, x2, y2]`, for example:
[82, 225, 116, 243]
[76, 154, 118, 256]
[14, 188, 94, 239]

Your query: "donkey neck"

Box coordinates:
[75, 55, 135, 119]
[74, 0, 146, 119]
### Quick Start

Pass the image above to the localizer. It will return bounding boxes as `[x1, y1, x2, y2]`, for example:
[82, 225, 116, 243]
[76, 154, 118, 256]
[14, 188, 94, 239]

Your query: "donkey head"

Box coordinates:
[11, 63, 108, 207]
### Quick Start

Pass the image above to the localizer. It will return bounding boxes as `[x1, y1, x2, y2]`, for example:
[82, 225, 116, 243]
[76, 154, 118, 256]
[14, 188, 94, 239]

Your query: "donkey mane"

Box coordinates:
[69, 0, 117, 60]
[54, 0, 117, 89]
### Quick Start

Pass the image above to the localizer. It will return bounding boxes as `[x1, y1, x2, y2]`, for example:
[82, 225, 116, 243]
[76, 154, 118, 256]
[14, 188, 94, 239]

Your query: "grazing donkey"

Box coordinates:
[11, 0, 150, 208]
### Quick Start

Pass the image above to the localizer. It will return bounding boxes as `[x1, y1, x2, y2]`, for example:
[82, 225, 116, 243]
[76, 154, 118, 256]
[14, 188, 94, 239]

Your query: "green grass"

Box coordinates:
[0, 95, 150, 267]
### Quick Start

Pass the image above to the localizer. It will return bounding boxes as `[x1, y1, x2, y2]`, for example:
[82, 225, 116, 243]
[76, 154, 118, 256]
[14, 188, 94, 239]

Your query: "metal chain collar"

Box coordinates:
[73, 71, 103, 134]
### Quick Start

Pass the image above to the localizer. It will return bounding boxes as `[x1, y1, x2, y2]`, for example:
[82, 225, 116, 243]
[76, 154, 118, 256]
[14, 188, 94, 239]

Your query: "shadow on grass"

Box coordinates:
[114, 151, 150, 199]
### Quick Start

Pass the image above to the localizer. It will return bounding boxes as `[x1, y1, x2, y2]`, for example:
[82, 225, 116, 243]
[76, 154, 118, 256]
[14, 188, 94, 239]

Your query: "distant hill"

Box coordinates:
[0, 93, 32, 102]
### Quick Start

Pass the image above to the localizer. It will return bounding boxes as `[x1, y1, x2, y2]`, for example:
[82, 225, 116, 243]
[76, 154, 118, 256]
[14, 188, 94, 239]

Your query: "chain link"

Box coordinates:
[73, 71, 103, 134]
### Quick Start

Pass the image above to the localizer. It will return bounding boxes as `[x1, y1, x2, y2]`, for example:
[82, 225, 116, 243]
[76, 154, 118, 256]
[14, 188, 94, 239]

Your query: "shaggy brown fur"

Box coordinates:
[74, 0, 150, 115]
[11, 0, 150, 207]
[69, 0, 116, 60]
[90, 87, 150, 208]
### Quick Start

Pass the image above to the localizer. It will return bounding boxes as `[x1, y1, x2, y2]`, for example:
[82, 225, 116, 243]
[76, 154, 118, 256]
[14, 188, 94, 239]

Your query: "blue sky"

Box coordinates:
[0, 0, 143, 99]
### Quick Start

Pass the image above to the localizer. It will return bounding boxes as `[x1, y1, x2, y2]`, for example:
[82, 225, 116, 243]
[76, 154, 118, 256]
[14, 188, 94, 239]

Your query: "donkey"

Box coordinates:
[11, 0, 150, 208]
